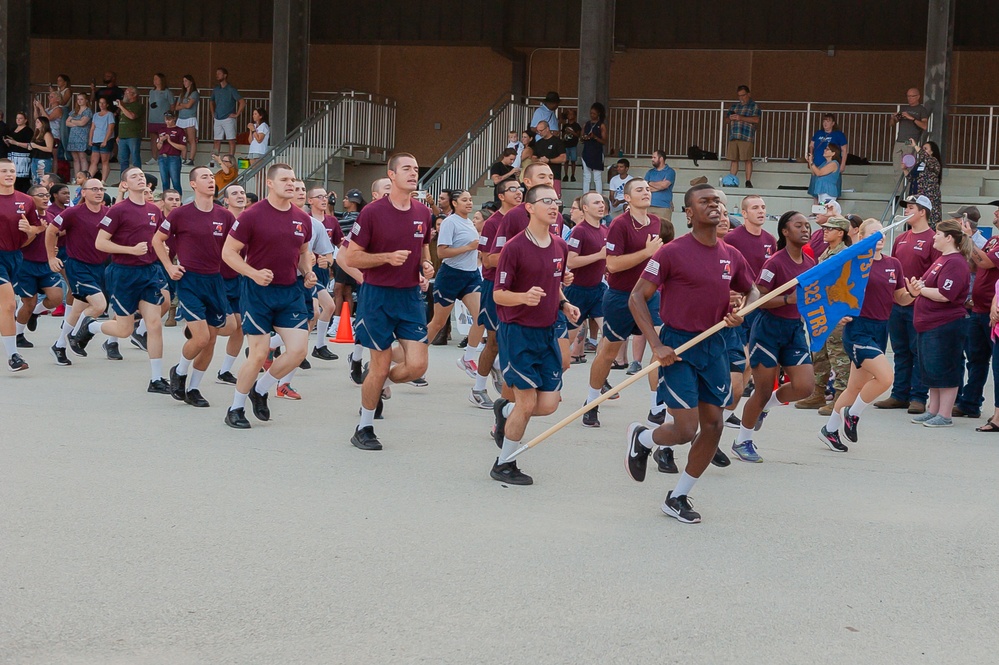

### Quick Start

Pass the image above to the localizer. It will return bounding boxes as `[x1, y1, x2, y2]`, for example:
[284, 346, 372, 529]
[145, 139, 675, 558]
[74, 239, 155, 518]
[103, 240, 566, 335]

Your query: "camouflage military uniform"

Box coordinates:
[811, 321, 851, 393]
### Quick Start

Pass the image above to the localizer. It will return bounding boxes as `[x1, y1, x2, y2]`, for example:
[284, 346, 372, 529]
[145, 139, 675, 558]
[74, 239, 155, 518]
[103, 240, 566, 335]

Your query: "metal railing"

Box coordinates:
[418, 94, 532, 193]
[233, 90, 396, 197]
[879, 172, 909, 247]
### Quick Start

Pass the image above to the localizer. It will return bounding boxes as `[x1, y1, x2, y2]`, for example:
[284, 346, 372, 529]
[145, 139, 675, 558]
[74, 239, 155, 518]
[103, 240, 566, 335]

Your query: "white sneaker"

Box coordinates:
[456, 356, 478, 378]
[468, 389, 494, 409]
[145, 158, 156, 165]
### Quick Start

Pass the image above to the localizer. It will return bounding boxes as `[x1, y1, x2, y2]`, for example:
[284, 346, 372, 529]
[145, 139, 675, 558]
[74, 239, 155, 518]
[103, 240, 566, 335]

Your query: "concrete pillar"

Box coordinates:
[577, 0, 615, 127]
[922, 0, 955, 149]
[270, 0, 311, 144]
[0, 0, 32, 121]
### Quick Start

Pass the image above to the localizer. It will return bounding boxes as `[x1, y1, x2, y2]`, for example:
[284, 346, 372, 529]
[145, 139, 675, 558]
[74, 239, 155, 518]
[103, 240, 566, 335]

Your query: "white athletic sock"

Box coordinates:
[256, 371, 279, 394]
[33, 301, 47, 314]
[279, 369, 296, 387]
[475, 342, 486, 352]
[463, 346, 476, 362]
[177, 356, 192, 375]
[136, 320, 147, 335]
[765, 390, 782, 410]
[737, 425, 754, 444]
[826, 408, 843, 433]
[88, 320, 103, 336]
[850, 395, 871, 418]
[315, 320, 329, 348]
[231, 391, 248, 410]
[112, 337, 123, 344]
[188, 369, 205, 390]
[15, 322, 25, 335]
[637, 429, 655, 448]
[650, 391, 665, 413]
[220, 354, 237, 373]
[353, 343, 363, 359]
[498, 436, 521, 464]
[586, 386, 602, 403]
[474, 374, 488, 391]
[724, 407, 736, 418]
[331, 315, 340, 334]
[359, 407, 375, 429]
[2, 335, 16, 358]
[150, 358, 163, 381]
[269, 334, 283, 350]
[673, 471, 698, 498]
[502, 402, 514, 418]
[72, 316, 87, 334]
[56, 321, 71, 348]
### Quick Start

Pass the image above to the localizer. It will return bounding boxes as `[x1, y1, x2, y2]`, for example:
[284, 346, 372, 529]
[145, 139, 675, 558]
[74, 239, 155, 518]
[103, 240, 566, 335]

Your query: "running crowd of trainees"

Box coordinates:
[0, 150, 995, 519]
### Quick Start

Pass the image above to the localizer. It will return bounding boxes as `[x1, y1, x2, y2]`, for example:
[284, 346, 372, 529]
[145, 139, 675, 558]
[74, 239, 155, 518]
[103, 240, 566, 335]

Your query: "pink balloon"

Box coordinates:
[902, 154, 916, 169]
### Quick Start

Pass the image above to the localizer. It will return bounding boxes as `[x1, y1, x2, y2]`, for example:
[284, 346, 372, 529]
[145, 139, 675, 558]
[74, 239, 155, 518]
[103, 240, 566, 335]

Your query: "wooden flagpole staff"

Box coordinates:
[506, 214, 912, 462]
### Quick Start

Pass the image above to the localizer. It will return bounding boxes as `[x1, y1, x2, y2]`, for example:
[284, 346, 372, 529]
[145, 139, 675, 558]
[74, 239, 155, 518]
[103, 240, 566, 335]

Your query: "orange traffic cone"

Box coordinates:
[330, 302, 354, 344]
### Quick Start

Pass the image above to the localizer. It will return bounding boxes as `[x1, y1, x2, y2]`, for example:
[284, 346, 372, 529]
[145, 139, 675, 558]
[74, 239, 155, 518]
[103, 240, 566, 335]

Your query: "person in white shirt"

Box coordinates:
[608, 159, 634, 214]
[246, 108, 270, 165]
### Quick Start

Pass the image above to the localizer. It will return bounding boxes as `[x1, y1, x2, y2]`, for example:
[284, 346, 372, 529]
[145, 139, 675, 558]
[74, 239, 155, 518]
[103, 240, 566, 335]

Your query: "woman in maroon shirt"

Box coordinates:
[907, 219, 972, 428]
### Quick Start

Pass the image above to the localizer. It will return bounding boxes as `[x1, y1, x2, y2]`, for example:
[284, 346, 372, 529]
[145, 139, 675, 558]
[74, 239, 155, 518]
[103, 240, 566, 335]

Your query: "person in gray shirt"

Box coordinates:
[209, 67, 245, 164]
[891, 88, 930, 171]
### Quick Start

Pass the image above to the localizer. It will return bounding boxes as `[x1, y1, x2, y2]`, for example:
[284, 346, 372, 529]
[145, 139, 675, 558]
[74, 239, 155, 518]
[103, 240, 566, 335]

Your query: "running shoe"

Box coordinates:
[724, 413, 741, 429]
[661, 491, 701, 524]
[626, 360, 642, 375]
[601, 380, 620, 400]
[216, 371, 237, 385]
[50, 344, 72, 366]
[130, 330, 148, 351]
[493, 398, 510, 448]
[731, 439, 762, 463]
[581, 402, 600, 428]
[911, 412, 936, 424]
[408, 377, 429, 387]
[248, 382, 271, 420]
[27, 312, 39, 332]
[754, 408, 770, 431]
[818, 426, 848, 452]
[8, 353, 28, 372]
[922, 415, 953, 428]
[277, 384, 302, 400]
[625, 422, 652, 482]
[490, 458, 533, 485]
[654, 446, 677, 473]
[168, 364, 187, 401]
[15, 333, 33, 348]
[147, 378, 170, 394]
[351, 425, 382, 450]
[348, 353, 364, 385]
[468, 389, 494, 409]
[490, 365, 503, 393]
[456, 356, 478, 378]
[647, 409, 667, 426]
[299, 357, 311, 370]
[842, 405, 859, 443]
[311, 346, 338, 361]
[711, 448, 731, 467]
[185, 390, 210, 408]
[103, 340, 123, 361]
[224, 407, 251, 429]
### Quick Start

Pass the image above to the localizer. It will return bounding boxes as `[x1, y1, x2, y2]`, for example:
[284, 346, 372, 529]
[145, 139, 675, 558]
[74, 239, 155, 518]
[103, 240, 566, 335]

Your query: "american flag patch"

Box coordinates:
[645, 259, 660, 276]
[760, 268, 775, 283]
[567, 237, 580, 248]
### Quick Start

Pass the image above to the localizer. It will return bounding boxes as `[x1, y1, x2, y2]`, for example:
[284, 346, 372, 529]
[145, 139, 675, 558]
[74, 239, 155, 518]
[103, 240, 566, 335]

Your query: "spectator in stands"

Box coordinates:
[531, 91, 560, 137]
[87, 97, 114, 183]
[32, 92, 63, 166]
[561, 109, 581, 182]
[806, 143, 843, 203]
[807, 114, 847, 190]
[90, 71, 123, 162]
[54, 75, 72, 152]
[489, 148, 519, 187]
[147, 73, 174, 164]
[580, 102, 607, 195]
[65, 94, 92, 176]
[516, 130, 536, 176]
[213, 154, 239, 192]
[533, 121, 567, 195]
[246, 108, 270, 165]
[175, 74, 200, 165]
[4, 111, 33, 191]
[28, 117, 56, 185]
[116, 86, 145, 176]
[608, 158, 633, 214]
[645, 149, 675, 234]
[210, 67, 245, 164]
[508, 130, 524, 168]
[891, 88, 930, 172]
[726, 85, 762, 188]
[156, 111, 186, 194]
[906, 138, 943, 228]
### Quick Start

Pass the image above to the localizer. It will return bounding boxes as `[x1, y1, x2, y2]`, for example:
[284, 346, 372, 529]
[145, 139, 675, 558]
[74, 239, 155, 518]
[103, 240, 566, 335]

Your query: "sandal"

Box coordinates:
[975, 420, 999, 432]
[611, 361, 628, 370]
[571, 355, 587, 365]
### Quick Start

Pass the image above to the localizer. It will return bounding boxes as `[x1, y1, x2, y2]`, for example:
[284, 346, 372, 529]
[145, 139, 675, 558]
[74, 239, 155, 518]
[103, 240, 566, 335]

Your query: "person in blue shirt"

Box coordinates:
[807, 114, 848, 199]
[530, 91, 560, 138]
[807, 144, 843, 203]
[209, 68, 245, 163]
[644, 149, 676, 238]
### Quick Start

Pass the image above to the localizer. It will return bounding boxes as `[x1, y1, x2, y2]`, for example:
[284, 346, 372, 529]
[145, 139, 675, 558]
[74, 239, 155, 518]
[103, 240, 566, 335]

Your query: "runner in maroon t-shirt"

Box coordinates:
[341, 153, 435, 451]
[624, 183, 755, 524]
[0, 159, 43, 371]
[215, 184, 248, 385]
[723, 195, 776, 278]
[490, 183, 579, 486]
[46, 179, 110, 365]
[12, 185, 64, 351]
[957, 210, 999, 423]
[306, 185, 344, 361]
[565, 192, 607, 364]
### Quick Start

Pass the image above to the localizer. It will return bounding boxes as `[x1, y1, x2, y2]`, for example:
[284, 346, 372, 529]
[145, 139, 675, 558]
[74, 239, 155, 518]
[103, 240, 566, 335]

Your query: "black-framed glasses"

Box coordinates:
[502, 186, 521, 193]
[530, 197, 562, 206]
[86, 187, 106, 192]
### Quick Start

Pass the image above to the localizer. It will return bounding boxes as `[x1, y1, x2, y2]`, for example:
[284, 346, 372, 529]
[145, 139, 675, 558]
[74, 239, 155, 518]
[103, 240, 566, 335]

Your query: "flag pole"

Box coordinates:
[507, 214, 913, 461]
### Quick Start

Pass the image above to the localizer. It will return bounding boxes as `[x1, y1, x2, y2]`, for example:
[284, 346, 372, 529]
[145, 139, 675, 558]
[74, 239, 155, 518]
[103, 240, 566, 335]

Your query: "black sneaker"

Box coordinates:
[711, 447, 731, 467]
[602, 380, 620, 400]
[457, 336, 469, 349]
[299, 357, 311, 370]
[625, 422, 652, 482]
[582, 402, 600, 428]
[185, 389, 210, 408]
[842, 405, 859, 443]
[183, 326, 192, 340]
[148, 378, 171, 394]
[818, 426, 848, 452]
[408, 376, 428, 387]
[16, 333, 33, 348]
[745, 180, 754, 189]
[351, 425, 383, 450]
[67, 333, 88, 357]
[102, 340, 123, 360]
[216, 370, 237, 385]
[8, 353, 28, 372]
[647, 409, 667, 426]
[73, 316, 96, 350]
[311, 346, 338, 361]
[50, 344, 72, 366]
[225, 407, 251, 429]
[724, 413, 741, 428]
[490, 458, 533, 485]
[744, 379, 755, 398]
[349, 353, 363, 385]
[27, 312, 39, 332]
[661, 491, 701, 524]
[130, 331, 147, 351]
[248, 382, 271, 421]
[654, 446, 678, 473]
[493, 398, 510, 448]
[169, 364, 187, 401]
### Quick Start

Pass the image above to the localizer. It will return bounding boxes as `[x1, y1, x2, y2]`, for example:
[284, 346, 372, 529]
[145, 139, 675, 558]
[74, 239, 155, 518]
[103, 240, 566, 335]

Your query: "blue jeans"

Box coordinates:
[30, 158, 53, 184]
[887, 304, 927, 403]
[118, 137, 142, 175]
[158, 155, 182, 194]
[957, 312, 992, 413]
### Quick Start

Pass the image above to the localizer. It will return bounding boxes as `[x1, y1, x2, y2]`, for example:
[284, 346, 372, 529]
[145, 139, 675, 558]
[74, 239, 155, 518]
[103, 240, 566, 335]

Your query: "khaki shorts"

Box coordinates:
[893, 141, 917, 171]
[727, 140, 754, 162]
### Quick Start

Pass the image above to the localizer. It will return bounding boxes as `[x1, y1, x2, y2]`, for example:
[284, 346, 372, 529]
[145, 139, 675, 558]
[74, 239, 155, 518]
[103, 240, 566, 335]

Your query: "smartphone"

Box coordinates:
[414, 190, 427, 200]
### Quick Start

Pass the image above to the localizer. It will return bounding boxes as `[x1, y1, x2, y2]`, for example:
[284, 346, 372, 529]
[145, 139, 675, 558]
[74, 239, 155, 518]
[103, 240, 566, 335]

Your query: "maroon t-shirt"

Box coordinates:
[0, 192, 41, 252]
[605, 211, 662, 292]
[479, 210, 504, 282]
[757, 248, 816, 319]
[51, 204, 110, 264]
[21, 210, 50, 262]
[724, 224, 776, 279]
[349, 195, 431, 289]
[495, 230, 568, 328]
[491, 203, 529, 253]
[228, 200, 312, 286]
[319, 214, 345, 248]
[892, 228, 941, 308]
[859, 255, 904, 321]
[160, 203, 236, 275]
[159, 126, 187, 157]
[47, 203, 66, 247]
[642, 233, 754, 333]
[971, 236, 999, 313]
[808, 228, 828, 258]
[100, 198, 164, 266]
[567, 221, 607, 288]
[914, 253, 971, 332]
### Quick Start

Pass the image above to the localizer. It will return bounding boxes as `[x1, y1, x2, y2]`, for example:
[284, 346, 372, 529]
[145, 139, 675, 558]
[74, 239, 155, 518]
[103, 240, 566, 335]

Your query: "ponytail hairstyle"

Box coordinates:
[775, 210, 801, 250]
[936, 218, 973, 262]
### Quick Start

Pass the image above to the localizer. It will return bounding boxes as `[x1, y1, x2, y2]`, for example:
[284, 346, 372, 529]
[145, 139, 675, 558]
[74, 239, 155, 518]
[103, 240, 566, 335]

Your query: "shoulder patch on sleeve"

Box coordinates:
[645, 259, 660, 276]
[759, 268, 775, 283]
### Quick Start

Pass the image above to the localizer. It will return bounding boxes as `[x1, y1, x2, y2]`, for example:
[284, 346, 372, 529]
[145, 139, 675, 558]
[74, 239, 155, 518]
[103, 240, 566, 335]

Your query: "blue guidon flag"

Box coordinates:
[796, 231, 881, 352]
